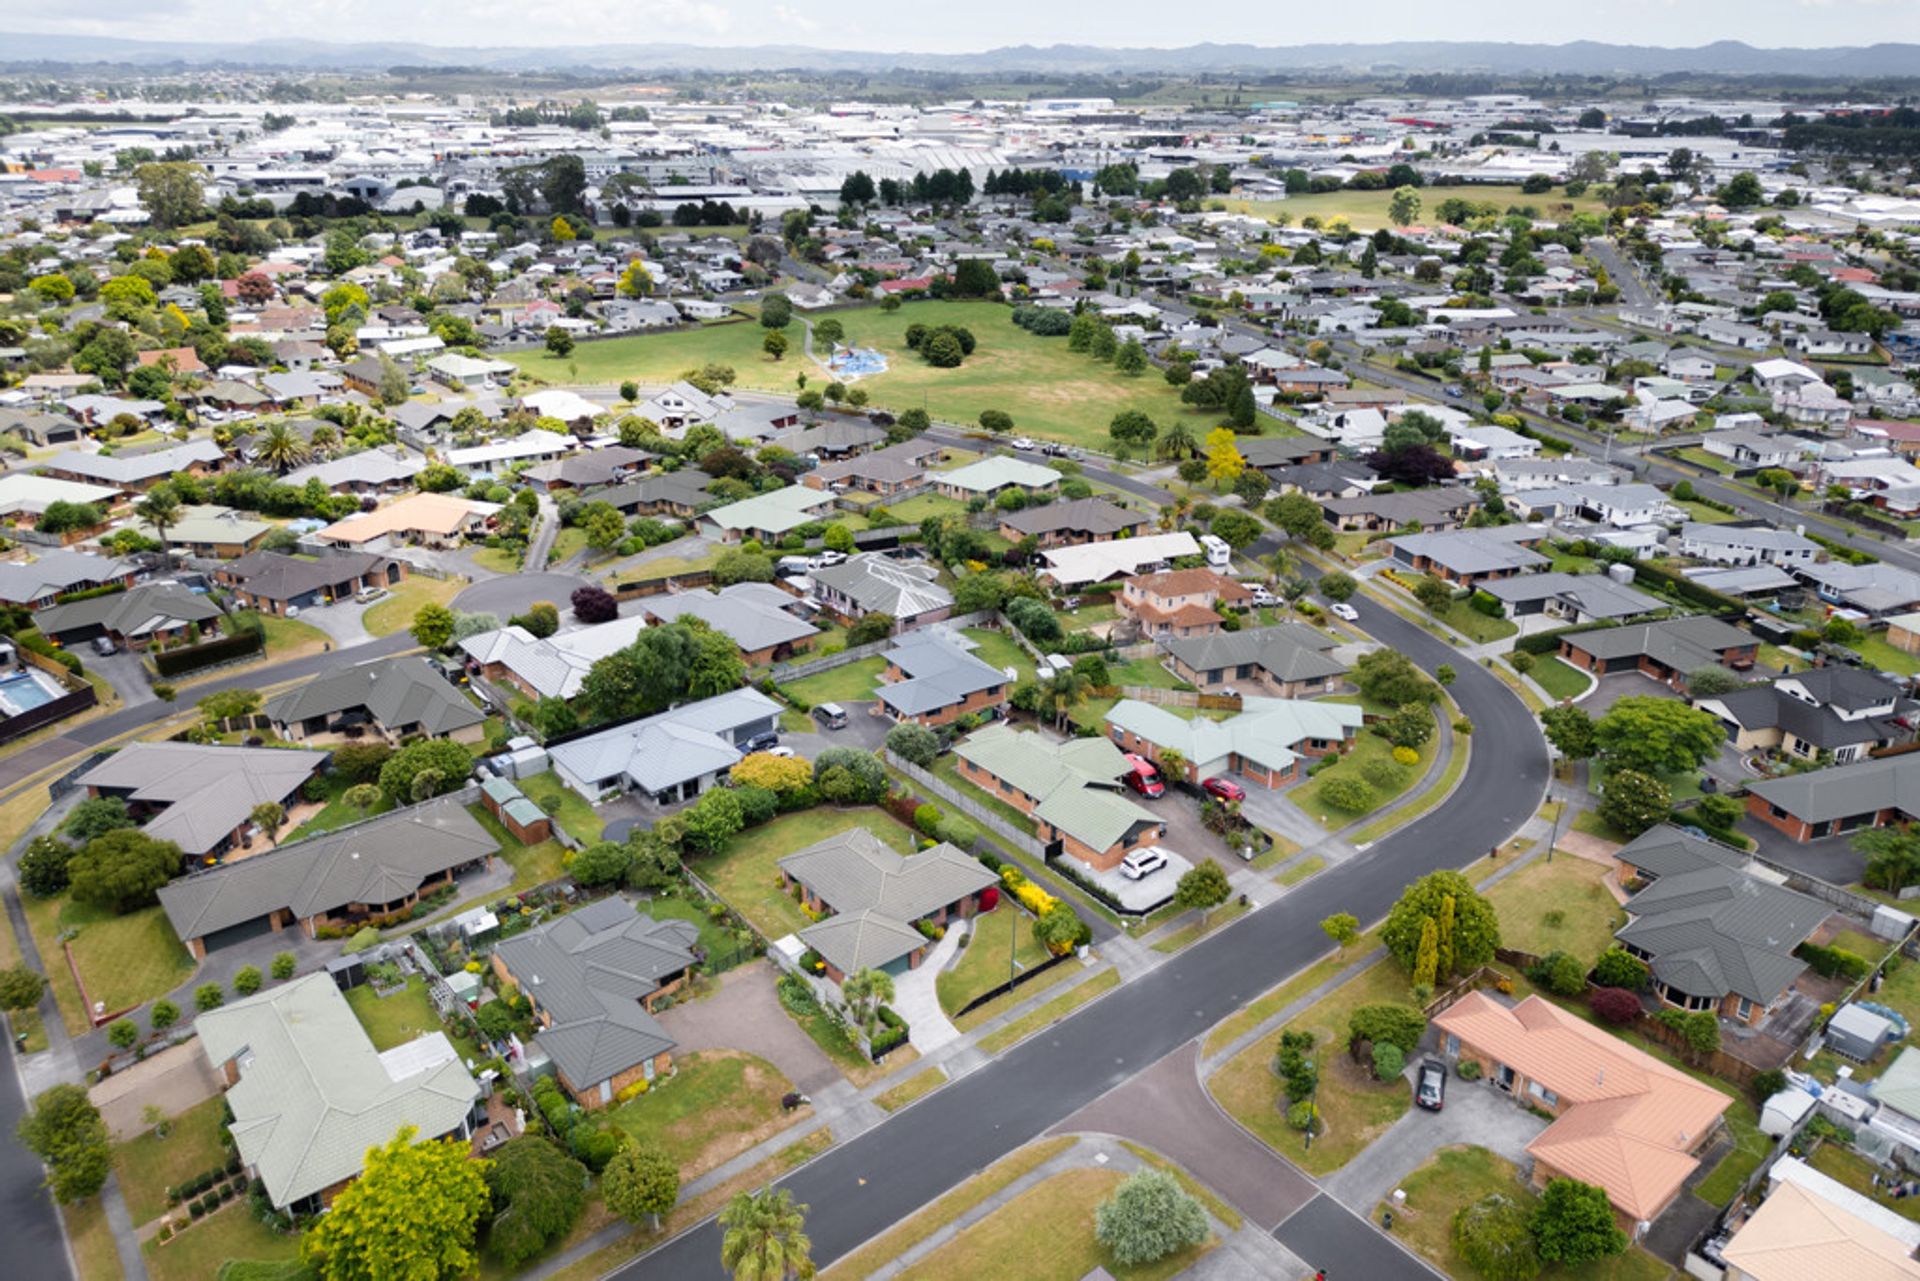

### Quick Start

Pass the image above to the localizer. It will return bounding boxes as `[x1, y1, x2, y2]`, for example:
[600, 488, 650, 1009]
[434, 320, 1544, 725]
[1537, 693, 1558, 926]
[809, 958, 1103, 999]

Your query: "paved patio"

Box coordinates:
[1075, 848, 1187, 912]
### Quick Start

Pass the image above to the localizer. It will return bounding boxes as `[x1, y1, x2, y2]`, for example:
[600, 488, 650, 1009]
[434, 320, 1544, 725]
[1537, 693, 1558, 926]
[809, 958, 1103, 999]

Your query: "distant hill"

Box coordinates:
[3, 35, 1919, 78]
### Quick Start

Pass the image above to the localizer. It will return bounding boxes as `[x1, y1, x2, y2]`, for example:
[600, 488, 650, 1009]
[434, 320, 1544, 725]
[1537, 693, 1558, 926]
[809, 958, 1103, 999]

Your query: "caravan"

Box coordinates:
[1198, 534, 1232, 568]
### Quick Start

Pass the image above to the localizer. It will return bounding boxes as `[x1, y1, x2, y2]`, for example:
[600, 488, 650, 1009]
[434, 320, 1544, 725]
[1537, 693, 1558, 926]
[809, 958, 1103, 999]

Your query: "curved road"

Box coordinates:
[622, 589, 1550, 1279]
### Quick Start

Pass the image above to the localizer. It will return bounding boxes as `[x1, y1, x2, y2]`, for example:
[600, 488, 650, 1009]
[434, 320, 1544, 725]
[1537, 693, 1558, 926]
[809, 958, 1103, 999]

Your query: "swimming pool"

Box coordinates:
[828, 346, 889, 379]
[0, 669, 66, 717]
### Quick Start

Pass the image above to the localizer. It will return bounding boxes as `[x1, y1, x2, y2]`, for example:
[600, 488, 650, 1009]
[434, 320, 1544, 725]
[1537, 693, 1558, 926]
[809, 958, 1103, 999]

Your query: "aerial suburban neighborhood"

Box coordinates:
[7, 11, 1920, 1281]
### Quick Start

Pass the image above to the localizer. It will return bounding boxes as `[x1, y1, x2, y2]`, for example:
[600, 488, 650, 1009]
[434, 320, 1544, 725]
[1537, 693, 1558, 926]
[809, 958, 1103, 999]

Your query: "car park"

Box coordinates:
[1329, 602, 1359, 621]
[1415, 1059, 1446, 1111]
[1119, 847, 1169, 881]
[1121, 753, 1165, 799]
[1201, 776, 1246, 803]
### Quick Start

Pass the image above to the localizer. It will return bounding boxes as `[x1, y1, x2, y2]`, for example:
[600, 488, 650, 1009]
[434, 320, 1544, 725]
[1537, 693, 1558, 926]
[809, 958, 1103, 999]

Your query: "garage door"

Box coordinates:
[200, 914, 274, 954]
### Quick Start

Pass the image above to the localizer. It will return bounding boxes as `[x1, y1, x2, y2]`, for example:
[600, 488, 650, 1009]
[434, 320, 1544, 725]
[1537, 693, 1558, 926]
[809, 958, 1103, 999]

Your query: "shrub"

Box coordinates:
[1391, 745, 1419, 767]
[1456, 1058, 1483, 1081]
[1527, 950, 1587, 998]
[194, 983, 224, 1011]
[1094, 1169, 1209, 1268]
[1348, 1003, 1427, 1055]
[1286, 1099, 1320, 1133]
[1361, 758, 1407, 792]
[233, 965, 263, 996]
[1589, 987, 1642, 1025]
[1372, 1041, 1406, 1081]
[1751, 1068, 1788, 1103]
[1591, 947, 1648, 991]
[1318, 777, 1377, 813]
[1453, 1193, 1541, 1281]
[1274, 1029, 1318, 1101]
[1796, 942, 1870, 982]
[270, 952, 296, 981]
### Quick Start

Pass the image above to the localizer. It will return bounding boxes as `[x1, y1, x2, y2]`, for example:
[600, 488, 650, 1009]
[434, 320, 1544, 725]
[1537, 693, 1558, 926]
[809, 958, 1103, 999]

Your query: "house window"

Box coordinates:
[1528, 1081, 1559, 1108]
[1445, 1034, 1459, 1057]
[1736, 997, 1755, 1021]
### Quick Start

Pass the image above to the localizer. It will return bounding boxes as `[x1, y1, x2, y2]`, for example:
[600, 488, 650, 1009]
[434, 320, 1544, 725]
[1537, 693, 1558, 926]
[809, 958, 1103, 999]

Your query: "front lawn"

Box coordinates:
[1530, 656, 1592, 702]
[695, 808, 915, 942]
[1482, 856, 1625, 964]
[1435, 598, 1518, 643]
[257, 613, 331, 661]
[605, 1049, 799, 1179]
[894, 1167, 1213, 1281]
[1108, 655, 1192, 691]
[516, 769, 606, 843]
[937, 905, 1050, 1019]
[1385, 1145, 1672, 1281]
[344, 975, 483, 1065]
[21, 891, 194, 1028]
[1289, 726, 1432, 828]
[143, 1202, 304, 1281]
[361, 575, 463, 638]
[781, 656, 886, 706]
[1207, 949, 1415, 1175]
[114, 1095, 230, 1225]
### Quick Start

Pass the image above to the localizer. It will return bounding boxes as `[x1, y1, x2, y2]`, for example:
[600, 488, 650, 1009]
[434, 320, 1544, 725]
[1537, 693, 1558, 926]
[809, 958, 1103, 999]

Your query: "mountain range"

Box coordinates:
[4, 35, 1920, 78]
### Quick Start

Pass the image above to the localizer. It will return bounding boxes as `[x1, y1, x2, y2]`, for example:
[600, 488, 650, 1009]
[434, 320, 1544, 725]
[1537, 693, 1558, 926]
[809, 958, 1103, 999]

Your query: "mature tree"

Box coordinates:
[729, 752, 813, 795]
[1320, 913, 1360, 949]
[1174, 858, 1232, 922]
[1594, 696, 1722, 777]
[762, 330, 789, 361]
[1352, 649, 1436, 707]
[1539, 704, 1596, 763]
[0, 966, 48, 1013]
[1453, 1193, 1542, 1281]
[303, 1127, 492, 1281]
[483, 1136, 589, 1268]
[17, 1084, 110, 1203]
[133, 161, 204, 228]
[1203, 427, 1245, 489]
[64, 796, 135, 843]
[718, 1186, 815, 1281]
[411, 602, 456, 650]
[1387, 185, 1423, 228]
[602, 1142, 680, 1230]
[342, 783, 383, 820]
[1859, 825, 1920, 893]
[1719, 171, 1765, 209]
[570, 585, 619, 624]
[1347, 1003, 1428, 1055]
[1530, 1178, 1627, 1265]
[569, 841, 632, 888]
[67, 830, 181, 913]
[135, 484, 182, 571]
[17, 836, 72, 899]
[377, 739, 474, 804]
[1413, 575, 1454, 614]
[1319, 571, 1357, 602]
[1684, 666, 1747, 697]
[1108, 410, 1159, 452]
[1598, 768, 1671, 838]
[884, 722, 940, 767]
[1094, 1169, 1209, 1267]
[255, 421, 313, 474]
[1382, 870, 1498, 979]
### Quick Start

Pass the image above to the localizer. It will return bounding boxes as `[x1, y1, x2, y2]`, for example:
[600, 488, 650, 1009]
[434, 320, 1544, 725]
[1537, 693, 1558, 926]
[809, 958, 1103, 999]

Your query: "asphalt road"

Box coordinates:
[619, 587, 1548, 1279]
[0, 1035, 72, 1281]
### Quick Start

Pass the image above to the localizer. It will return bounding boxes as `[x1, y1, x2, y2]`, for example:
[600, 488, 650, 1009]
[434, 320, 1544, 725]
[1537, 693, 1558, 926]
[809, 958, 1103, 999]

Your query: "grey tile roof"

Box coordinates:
[1748, 752, 1920, 825]
[157, 795, 497, 941]
[998, 498, 1148, 539]
[0, 549, 134, 605]
[1562, 616, 1753, 668]
[641, 584, 819, 656]
[810, 553, 953, 620]
[196, 973, 477, 1208]
[1389, 528, 1550, 576]
[221, 550, 397, 603]
[1161, 624, 1348, 685]
[263, 656, 485, 739]
[876, 627, 1010, 717]
[34, 582, 223, 640]
[780, 826, 996, 973]
[495, 897, 696, 1089]
[459, 616, 649, 701]
[547, 687, 780, 795]
[1696, 672, 1913, 753]
[592, 470, 714, 514]
[79, 742, 330, 857]
[1483, 572, 1662, 620]
[39, 439, 225, 486]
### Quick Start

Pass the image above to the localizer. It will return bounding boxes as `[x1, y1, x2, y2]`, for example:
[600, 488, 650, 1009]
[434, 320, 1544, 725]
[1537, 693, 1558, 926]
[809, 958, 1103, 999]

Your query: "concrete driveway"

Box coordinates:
[88, 647, 158, 710]
[1321, 1063, 1547, 1213]
[790, 702, 891, 755]
[294, 597, 376, 648]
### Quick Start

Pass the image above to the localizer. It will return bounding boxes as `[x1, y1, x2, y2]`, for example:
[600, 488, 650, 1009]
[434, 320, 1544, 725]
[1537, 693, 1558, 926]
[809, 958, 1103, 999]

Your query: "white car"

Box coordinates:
[1010, 436, 1036, 451]
[1246, 585, 1277, 607]
[1328, 602, 1360, 621]
[808, 550, 848, 570]
[1119, 847, 1170, 881]
[764, 746, 797, 759]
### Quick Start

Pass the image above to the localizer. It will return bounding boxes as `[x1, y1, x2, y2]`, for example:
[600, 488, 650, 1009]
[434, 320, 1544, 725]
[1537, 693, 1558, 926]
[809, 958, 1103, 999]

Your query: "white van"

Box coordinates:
[1199, 534, 1232, 568]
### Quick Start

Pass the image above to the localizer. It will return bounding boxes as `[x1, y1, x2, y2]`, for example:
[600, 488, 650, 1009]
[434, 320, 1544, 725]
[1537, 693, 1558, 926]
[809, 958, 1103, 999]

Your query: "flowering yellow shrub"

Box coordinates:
[998, 866, 1056, 915]
[1391, 746, 1419, 767]
[615, 1078, 651, 1104]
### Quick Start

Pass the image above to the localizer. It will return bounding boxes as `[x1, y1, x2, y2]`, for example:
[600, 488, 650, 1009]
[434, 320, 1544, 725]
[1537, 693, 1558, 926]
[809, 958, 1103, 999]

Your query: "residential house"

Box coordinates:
[1322, 488, 1476, 533]
[779, 828, 998, 983]
[492, 897, 698, 1108]
[444, 429, 577, 479]
[1433, 993, 1731, 1231]
[522, 446, 652, 494]
[1481, 572, 1664, 627]
[1387, 526, 1549, 586]
[460, 615, 650, 703]
[76, 742, 332, 867]
[953, 725, 1162, 872]
[594, 471, 714, 519]
[639, 583, 820, 665]
[157, 796, 498, 958]
[808, 554, 953, 628]
[0, 408, 82, 447]
[212, 550, 407, 616]
[1746, 751, 1920, 842]
[263, 656, 487, 746]
[1160, 625, 1348, 698]
[1557, 616, 1758, 688]
[1796, 561, 1920, 619]
[33, 582, 224, 650]
[425, 353, 516, 390]
[547, 687, 782, 804]
[282, 447, 425, 496]
[932, 457, 1062, 503]
[314, 493, 498, 550]
[1118, 568, 1252, 641]
[1039, 532, 1202, 587]
[874, 627, 1010, 727]
[134, 505, 275, 559]
[1695, 668, 1916, 765]
[702, 485, 839, 543]
[39, 439, 227, 493]
[639, 381, 732, 431]
[996, 497, 1148, 549]
[1609, 825, 1822, 1026]
[0, 549, 137, 611]
[802, 439, 941, 496]
[197, 974, 479, 1212]
[1106, 697, 1363, 789]
[1678, 522, 1820, 569]
[1719, 1157, 1920, 1281]
[1702, 429, 1802, 470]
[0, 473, 121, 529]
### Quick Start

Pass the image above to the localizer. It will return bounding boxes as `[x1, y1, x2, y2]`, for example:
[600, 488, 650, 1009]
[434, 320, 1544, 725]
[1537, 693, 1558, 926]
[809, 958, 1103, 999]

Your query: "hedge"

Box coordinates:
[1629, 560, 1746, 615]
[1796, 941, 1871, 982]
[870, 1005, 909, 1057]
[152, 627, 264, 677]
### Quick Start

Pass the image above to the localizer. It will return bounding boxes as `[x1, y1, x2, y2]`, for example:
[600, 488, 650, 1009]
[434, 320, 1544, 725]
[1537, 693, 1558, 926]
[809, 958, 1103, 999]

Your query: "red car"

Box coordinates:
[1201, 776, 1246, 803]
[1121, 753, 1165, 799]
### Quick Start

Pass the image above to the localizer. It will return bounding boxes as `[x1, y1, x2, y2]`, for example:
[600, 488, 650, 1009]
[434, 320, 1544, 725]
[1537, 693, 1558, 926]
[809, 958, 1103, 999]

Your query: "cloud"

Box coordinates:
[773, 3, 821, 34]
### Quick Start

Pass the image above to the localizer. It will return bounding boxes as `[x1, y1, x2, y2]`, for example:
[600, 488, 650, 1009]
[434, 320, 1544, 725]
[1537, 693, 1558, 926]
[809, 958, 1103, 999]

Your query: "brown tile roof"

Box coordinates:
[1124, 568, 1251, 603]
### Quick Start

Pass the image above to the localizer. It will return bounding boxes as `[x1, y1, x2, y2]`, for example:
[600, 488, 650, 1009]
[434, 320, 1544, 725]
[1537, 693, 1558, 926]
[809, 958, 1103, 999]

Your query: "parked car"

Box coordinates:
[1119, 847, 1169, 881]
[1121, 753, 1165, 799]
[812, 702, 849, 730]
[91, 636, 117, 657]
[354, 587, 388, 604]
[1328, 602, 1359, 621]
[1416, 1059, 1446, 1112]
[1245, 584, 1277, 607]
[742, 731, 780, 754]
[778, 555, 814, 576]
[808, 550, 848, 570]
[1201, 776, 1246, 803]
[1010, 436, 1036, 451]
[763, 746, 797, 759]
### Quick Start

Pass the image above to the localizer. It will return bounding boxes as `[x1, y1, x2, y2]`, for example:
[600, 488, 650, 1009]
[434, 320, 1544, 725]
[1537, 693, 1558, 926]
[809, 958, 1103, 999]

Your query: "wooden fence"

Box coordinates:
[1116, 686, 1242, 712]
[885, 749, 1046, 859]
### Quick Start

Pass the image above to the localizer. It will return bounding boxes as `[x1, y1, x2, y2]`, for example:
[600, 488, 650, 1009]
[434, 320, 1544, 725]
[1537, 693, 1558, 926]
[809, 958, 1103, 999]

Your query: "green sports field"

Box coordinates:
[1221, 183, 1608, 231]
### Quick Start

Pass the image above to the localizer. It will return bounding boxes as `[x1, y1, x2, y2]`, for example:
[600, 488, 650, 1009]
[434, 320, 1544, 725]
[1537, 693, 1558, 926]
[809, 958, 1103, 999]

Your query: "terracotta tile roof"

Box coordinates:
[1124, 568, 1250, 603]
[1433, 993, 1730, 1222]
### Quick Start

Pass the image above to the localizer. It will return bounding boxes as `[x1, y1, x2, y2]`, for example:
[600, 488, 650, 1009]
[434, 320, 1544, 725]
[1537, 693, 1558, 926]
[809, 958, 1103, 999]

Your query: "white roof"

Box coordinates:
[1041, 532, 1202, 586]
[460, 615, 648, 701]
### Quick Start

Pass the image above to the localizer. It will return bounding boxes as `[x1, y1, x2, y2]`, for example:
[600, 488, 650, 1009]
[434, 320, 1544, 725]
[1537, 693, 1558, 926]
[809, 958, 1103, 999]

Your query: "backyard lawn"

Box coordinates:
[509, 300, 1215, 451]
[694, 807, 915, 942]
[1854, 631, 1920, 677]
[884, 493, 971, 525]
[937, 904, 1050, 1018]
[895, 1167, 1213, 1281]
[344, 975, 483, 1064]
[466, 803, 569, 891]
[1207, 949, 1415, 1175]
[1530, 656, 1592, 702]
[1108, 654, 1192, 690]
[1482, 856, 1625, 963]
[143, 1201, 305, 1281]
[640, 891, 743, 963]
[1288, 724, 1433, 828]
[362, 575, 463, 638]
[605, 1049, 800, 1178]
[960, 627, 1036, 683]
[287, 772, 396, 840]
[1384, 1146, 1672, 1281]
[1808, 1141, 1920, 1223]
[113, 1095, 230, 1225]
[516, 770, 606, 843]
[781, 656, 886, 706]
[21, 891, 194, 1028]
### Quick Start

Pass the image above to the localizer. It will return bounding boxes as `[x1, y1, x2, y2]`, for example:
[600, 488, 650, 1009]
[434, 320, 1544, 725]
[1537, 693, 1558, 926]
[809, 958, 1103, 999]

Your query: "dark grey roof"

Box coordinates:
[640, 583, 819, 655]
[593, 470, 714, 513]
[1161, 624, 1347, 684]
[222, 550, 396, 603]
[0, 549, 134, 605]
[1563, 616, 1753, 668]
[1237, 436, 1332, 469]
[998, 498, 1147, 539]
[780, 827, 997, 973]
[80, 742, 330, 856]
[494, 897, 696, 1088]
[876, 627, 1010, 717]
[157, 796, 497, 941]
[262, 656, 485, 739]
[523, 446, 654, 488]
[35, 582, 223, 640]
[1323, 487, 1475, 525]
[1482, 572, 1662, 620]
[1748, 752, 1920, 825]
[1614, 826, 1822, 1005]
[1698, 675, 1913, 752]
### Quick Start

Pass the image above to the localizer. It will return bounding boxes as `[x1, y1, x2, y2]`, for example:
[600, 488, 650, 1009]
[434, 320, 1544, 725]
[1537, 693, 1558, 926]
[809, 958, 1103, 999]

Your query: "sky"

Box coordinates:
[3, 0, 1919, 53]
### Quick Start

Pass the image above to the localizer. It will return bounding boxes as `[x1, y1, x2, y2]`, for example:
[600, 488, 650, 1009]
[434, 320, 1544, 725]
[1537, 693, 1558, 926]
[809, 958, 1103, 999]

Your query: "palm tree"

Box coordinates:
[135, 483, 181, 572]
[1157, 421, 1197, 461]
[1043, 670, 1090, 732]
[840, 968, 895, 1035]
[719, 1187, 815, 1281]
[255, 421, 312, 474]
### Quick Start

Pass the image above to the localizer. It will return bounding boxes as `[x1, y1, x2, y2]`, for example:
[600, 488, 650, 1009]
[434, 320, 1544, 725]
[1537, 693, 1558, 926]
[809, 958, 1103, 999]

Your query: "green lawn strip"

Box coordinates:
[884, 494, 971, 524]
[64, 1199, 126, 1281]
[1057, 602, 1118, 632]
[1274, 854, 1327, 887]
[1223, 183, 1607, 230]
[939, 906, 1052, 1018]
[1675, 498, 1738, 525]
[546, 526, 588, 566]
[114, 1095, 230, 1225]
[47, 896, 193, 1021]
[1116, 1140, 1243, 1231]
[875, 1066, 948, 1113]
[144, 1202, 303, 1281]
[1207, 949, 1413, 1175]
[1530, 656, 1593, 702]
[778, 707, 815, 733]
[1151, 900, 1252, 954]
[691, 807, 916, 942]
[820, 1137, 1078, 1281]
[515, 769, 606, 843]
[1571, 808, 1630, 843]
[361, 575, 462, 637]
[1386, 1145, 1671, 1281]
[1290, 725, 1433, 829]
[781, 656, 887, 706]
[776, 1129, 833, 1169]
[953, 952, 1080, 1034]
[605, 1050, 798, 1178]
[1854, 631, 1920, 676]
[1245, 834, 1302, 873]
[1349, 731, 1471, 845]
[1481, 857, 1626, 962]
[1437, 599, 1517, 643]
[1200, 929, 1384, 1059]
[471, 546, 521, 575]
[256, 613, 331, 659]
[464, 802, 568, 892]
[287, 772, 397, 840]
[978, 969, 1120, 1055]
[344, 975, 483, 1064]
[1674, 447, 1737, 475]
